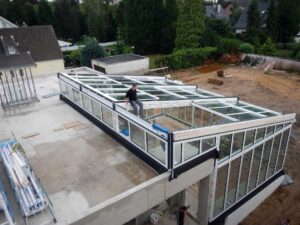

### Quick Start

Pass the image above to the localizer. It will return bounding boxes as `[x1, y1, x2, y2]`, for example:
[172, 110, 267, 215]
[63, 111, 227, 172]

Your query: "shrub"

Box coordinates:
[259, 38, 276, 55]
[239, 43, 255, 53]
[154, 47, 217, 70]
[217, 38, 242, 54]
[80, 37, 106, 67]
[68, 49, 80, 66]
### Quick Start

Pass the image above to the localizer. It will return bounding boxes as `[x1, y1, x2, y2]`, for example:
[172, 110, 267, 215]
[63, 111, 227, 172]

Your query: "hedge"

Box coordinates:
[239, 43, 254, 53]
[217, 38, 242, 54]
[154, 47, 217, 70]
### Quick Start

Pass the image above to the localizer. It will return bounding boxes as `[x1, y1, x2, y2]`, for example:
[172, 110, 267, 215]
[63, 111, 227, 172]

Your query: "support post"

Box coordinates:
[197, 175, 211, 225]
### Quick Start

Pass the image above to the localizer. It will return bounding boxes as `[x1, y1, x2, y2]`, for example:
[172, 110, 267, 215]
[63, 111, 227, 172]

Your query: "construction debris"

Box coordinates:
[0, 140, 56, 224]
[63, 121, 81, 129]
[208, 78, 223, 85]
[22, 132, 40, 139]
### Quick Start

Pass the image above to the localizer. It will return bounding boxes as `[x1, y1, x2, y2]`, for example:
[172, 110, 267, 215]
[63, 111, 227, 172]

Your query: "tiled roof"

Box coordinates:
[0, 53, 35, 70]
[234, 2, 270, 29]
[0, 25, 62, 62]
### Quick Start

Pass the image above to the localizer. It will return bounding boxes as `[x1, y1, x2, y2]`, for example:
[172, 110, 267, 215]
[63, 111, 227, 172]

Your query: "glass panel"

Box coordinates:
[219, 134, 232, 161]
[275, 129, 290, 172]
[248, 144, 263, 192]
[118, 116, 129, 136]
[147, 133, 165, 163]
[82, 94, 92, 113]
[66, 85, 74, 100]
[184, 140, 200, 161]
[130, 123, 145, 150]
[255, 127, 265, 143]
[237, 151, 252, 200]
[202, 137, 216, 153]
[178, 107, 186, 121]
[193, 108, 202, 127]
[267, 134, 281, 178]
[275, 124, 283, 132]
[258, 139, 273, 185]
[174, 143, 182, 165]
[232, 132, 244, 155]
[266, 125, 275, 137]
[226, 157, 241, 208]
[102, 106, 113, 127]
[91, 100, 101, 119]
[73, 89, 81, 106]
[59, 81, 67, 95]
[213, 164, 229, 217]
[202, 110, 211, 127]
[244, 130, 256, 149]
[186, 106, 193, 125]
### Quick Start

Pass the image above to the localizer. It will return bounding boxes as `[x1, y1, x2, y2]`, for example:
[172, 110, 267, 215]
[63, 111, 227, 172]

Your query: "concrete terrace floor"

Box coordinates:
[0, 73, 157, 225]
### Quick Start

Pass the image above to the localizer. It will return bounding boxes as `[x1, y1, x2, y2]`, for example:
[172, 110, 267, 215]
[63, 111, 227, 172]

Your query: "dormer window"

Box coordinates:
[8, 46, 16, 55]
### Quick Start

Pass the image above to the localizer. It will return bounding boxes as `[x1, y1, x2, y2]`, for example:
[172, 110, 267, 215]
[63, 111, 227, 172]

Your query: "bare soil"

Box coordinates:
[171, 65, 300, 225]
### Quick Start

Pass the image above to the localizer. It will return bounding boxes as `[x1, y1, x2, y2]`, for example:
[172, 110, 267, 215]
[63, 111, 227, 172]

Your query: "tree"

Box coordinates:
[266, 0, 279, 41]
[22, 3, 37, 26]
[54, 0, 84, 41]
[175, 0, 205, 50]
[0, 0, 10, 18]
[259, 37, 275, 55]
[246, 0, 261, 44]
[7, 0, 23, 25]
[80, 37, 106, 67]
[83, 0, 116, 42]
[278, 0, 300, 42]
[124, 0, 164, 54]
[160, 0, 178, 53]
[37, 0, 54, 25]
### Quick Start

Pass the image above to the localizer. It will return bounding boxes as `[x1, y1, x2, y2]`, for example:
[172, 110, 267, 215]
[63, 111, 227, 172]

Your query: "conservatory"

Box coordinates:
[57, 67, 295, 223]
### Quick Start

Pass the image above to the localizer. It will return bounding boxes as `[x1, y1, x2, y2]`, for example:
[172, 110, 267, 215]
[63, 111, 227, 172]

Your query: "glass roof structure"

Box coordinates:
[62, 69, 281, 126]
[58, 67, 295, 223]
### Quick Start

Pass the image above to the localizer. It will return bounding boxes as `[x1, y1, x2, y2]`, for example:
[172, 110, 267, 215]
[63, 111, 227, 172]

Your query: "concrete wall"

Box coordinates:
[224, 175, 284, 225]
[244, 53, 300, 72]
[92, 58, 149, 75]
[69, 159, 214, 225]
[31, 59, 65, 76]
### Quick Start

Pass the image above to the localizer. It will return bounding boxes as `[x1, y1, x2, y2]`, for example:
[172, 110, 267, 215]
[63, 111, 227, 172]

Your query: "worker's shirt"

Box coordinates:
[126, 88, 137, 101]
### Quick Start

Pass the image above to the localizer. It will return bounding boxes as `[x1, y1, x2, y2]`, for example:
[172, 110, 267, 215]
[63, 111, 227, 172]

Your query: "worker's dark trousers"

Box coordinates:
[130, 100, 143, 116]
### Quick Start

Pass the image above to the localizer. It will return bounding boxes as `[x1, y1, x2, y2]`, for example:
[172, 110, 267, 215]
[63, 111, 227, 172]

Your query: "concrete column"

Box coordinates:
[197, 175, 211, 225]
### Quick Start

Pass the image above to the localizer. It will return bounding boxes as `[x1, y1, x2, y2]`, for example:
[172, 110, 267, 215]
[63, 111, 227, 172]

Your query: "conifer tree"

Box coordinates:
[175, 0, 205, 50]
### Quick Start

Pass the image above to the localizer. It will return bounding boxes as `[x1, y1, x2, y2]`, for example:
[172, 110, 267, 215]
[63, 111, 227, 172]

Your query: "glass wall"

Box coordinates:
[147, 133, 166, 163]
[102, 105, 113, 127]
[213, 164, 229, 217]
[213, 125, 291, 219]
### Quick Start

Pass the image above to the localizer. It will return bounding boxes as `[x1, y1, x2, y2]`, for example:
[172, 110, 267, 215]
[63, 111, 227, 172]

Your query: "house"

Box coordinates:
[234, 2, 270, 33]
[223, 1, 234, 16]
[205, 4, 229, 20]
[92, 54, 149, 75]
[0, 25, 64, 76]
[0, 16, 17, 29]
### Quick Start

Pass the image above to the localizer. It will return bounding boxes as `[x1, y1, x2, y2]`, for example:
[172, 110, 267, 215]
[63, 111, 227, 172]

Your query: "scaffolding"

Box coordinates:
[0, 67, 38, 109]
[57, 67, 295, 223]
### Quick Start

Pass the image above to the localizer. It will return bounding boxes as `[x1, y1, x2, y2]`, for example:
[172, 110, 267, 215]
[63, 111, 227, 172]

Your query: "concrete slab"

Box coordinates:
[0, 73, 157, 224]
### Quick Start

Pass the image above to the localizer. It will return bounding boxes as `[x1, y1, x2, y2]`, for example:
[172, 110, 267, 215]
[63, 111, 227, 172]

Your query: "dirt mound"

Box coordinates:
[197, 63, 223, 73]
[220, 53, 241, 64]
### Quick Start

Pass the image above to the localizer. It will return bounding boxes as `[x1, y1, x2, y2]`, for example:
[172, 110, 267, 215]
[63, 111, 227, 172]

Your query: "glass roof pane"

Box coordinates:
[213, 107, 243, 114]
[91, 84, 127, 89]
[260, 112, 278, 117]
[231, 113, 261, 121]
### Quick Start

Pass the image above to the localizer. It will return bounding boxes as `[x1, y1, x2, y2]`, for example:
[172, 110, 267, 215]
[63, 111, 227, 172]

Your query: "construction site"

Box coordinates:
[0, 63, 298, 225]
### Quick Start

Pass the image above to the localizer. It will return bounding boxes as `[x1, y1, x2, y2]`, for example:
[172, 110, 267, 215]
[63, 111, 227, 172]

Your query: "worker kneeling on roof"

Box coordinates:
[125, 83, 144, 117]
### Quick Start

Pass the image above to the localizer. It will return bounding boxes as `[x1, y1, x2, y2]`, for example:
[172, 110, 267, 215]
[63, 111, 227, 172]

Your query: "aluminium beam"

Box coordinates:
[173, 114, 296, 141]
